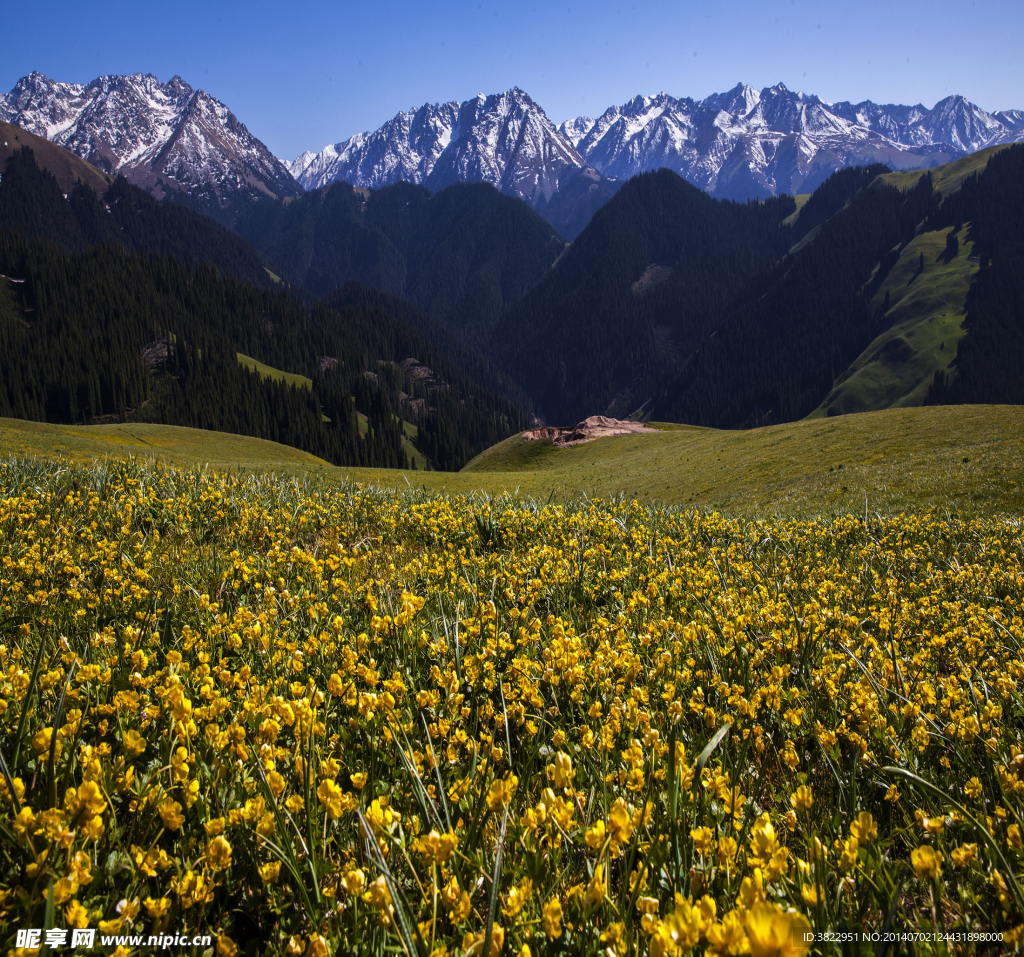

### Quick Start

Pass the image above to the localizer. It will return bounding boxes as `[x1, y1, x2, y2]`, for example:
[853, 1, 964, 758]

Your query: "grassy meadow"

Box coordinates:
[0, 451, 1022, 957]
[3, 405, 1024, 518]
[0, 419, 332, 474]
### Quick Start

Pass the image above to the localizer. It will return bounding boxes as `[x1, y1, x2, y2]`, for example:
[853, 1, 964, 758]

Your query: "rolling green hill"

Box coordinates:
[456, 405, 1024, 515]
[0, 419, 331, 472]
[4, 405, 1023, 517]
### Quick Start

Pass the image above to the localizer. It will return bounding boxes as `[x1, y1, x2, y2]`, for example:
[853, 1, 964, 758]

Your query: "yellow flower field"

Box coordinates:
[1, 458, 1022, 955]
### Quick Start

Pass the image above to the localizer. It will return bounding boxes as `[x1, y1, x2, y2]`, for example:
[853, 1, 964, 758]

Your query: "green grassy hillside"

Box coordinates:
[809, 225, 977, 416]
[0, 419, 332, 472]
[875, 142, 1011, 197]
[811, 144, 1022, 419]
[236, 353, 313, 389]
[457, 406, 1024, 514]
[4, 406, 1023, 517]
[781, 193, 811, 226]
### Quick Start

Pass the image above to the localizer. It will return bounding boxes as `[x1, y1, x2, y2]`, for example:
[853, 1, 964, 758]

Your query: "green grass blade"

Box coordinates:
[420, 712, 452, 834]
[357, 810, 420, 957]
[0, 749, 22, 815]
[48, 661, 77, 809]
[483, 805, 509, 957]
[874, 866, 907, 957]
[693, 724, 731, 789]
[11, 634, 45, 772]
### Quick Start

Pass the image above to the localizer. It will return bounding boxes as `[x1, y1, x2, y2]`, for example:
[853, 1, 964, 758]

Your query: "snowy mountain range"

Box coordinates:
[559, 83, 1024, 198]
[3, 70, 1023, 230]
[294, 82, 1024, 204]
[0, 71, 300, 210]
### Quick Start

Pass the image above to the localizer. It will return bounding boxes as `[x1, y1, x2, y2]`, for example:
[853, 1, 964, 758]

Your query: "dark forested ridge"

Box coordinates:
[653, 172, 938, 428]
[0, 230, 526, 471]
[325, 281, 534, 412]
[0, 146, 276, 288]
[926, 145, 1024, 406]
[788, 163, 892, 244]
[235, 179, 566, 338]
[492, 169, 796, 423]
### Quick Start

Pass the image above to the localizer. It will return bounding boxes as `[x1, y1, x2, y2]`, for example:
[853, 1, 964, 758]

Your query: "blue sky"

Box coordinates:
[3, 0, 1021, 161]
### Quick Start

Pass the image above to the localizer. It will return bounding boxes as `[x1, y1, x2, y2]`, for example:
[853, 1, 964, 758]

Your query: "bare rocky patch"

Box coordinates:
[522, 415, 655, 447]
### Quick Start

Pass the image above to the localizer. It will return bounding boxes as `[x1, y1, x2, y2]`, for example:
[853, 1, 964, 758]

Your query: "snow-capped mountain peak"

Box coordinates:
[0, 71, 301, 209]
[558, 116, 595, 148]
[285, 150, 318, 180]
[291, 86, 591, 207]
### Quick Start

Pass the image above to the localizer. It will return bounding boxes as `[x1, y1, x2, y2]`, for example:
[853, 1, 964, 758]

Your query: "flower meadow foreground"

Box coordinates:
[1, 459, 1022, 956]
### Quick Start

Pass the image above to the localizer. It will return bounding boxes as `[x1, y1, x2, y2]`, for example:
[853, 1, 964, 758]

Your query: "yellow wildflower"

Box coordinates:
[911, 845, 943, 880]
[744, 903, 811, 957]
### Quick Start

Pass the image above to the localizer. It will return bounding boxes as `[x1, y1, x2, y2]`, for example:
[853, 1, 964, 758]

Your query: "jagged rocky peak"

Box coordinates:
[290, 99, 460, 193]
[292, 86, 592, 207]
[558, 115, 595, 147]
[0, 70, 301, 206]
[704, 82, 761, 117]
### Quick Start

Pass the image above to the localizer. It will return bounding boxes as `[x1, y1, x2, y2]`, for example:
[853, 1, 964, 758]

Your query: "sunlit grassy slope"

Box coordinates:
[456, 407, 1024, 514]
[0, 419, 331, 472]
[236, 353, 314, 389]
[3, 406, 1021, 516]
[876, 142, 1011, 197]
[781, 193, 811, 226]
[809, 226, 977, 416]
[0, 120, 113, 196]
[806, 145, 1013, 419]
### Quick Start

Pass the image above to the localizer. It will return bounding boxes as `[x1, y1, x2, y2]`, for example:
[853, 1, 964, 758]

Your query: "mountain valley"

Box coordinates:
[1, 70, 1023, 476]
